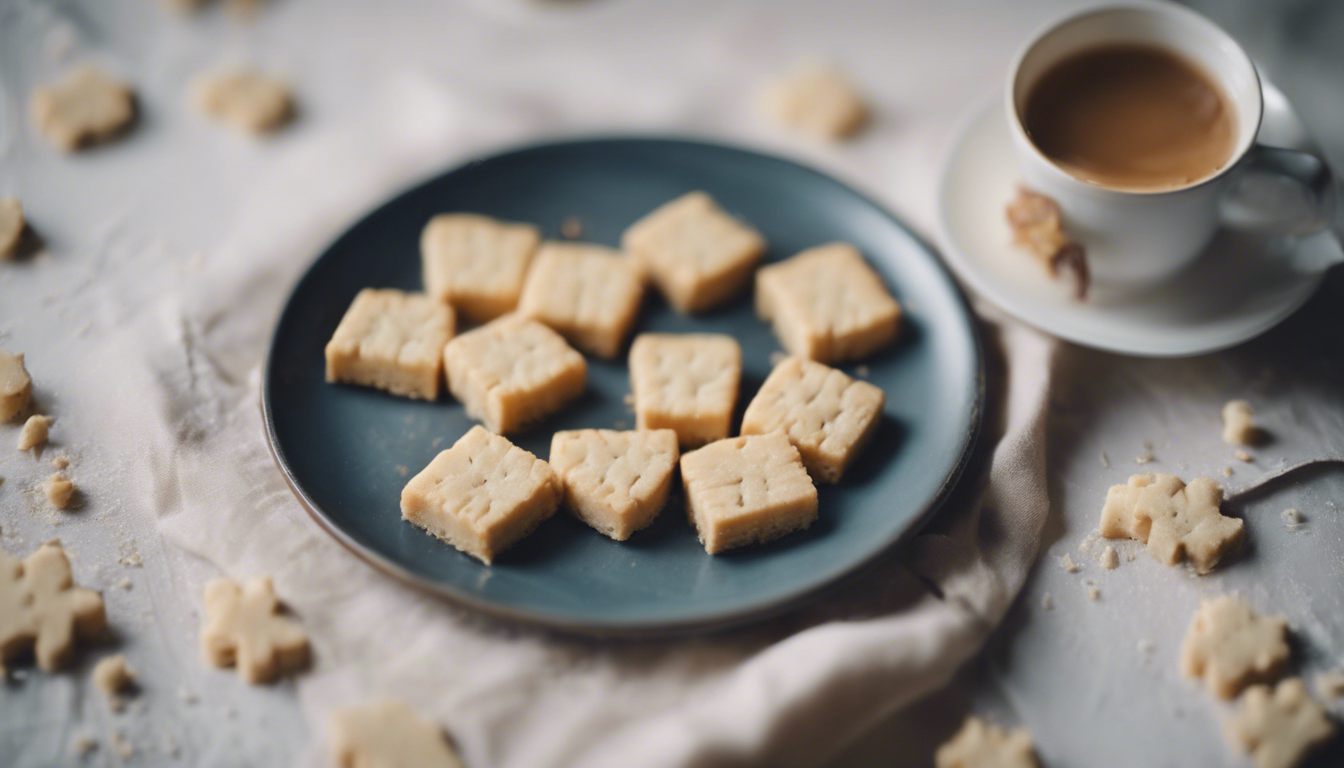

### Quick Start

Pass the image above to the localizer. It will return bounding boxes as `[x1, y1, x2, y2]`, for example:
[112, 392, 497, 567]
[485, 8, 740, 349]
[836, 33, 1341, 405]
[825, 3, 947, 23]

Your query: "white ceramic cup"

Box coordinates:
[1006, 1, 1336, 286]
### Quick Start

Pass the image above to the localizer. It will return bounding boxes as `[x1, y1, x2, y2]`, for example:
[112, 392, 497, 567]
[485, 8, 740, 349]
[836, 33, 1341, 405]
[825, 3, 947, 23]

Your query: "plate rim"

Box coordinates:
[261, 134, 986, 638]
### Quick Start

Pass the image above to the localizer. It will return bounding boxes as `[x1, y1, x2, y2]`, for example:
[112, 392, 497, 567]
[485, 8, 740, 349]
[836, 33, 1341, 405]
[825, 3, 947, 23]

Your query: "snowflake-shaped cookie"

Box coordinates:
[330, 697, 464, 768]
[1100, 473, 1243, 573]
[0, 542, 106, 671]
[1181, 596, 1290, 699]
[1229, 678, 1336, 768]
[935, 716, 1039, 768]
[200, 577, 309, 683]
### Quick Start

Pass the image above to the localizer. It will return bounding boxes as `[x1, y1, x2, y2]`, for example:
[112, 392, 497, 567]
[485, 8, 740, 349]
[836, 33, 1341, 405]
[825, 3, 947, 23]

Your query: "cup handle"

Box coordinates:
[1221, 143, 1339, 240]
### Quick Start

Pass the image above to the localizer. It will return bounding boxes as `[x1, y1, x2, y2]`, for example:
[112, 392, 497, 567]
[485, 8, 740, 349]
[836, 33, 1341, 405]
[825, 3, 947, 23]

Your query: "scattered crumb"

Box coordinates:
[1125, 550, 1137, 562]
[1221, 400, 1259, 445]
[70, 734, 97, 757]
[1317, 670, 1344, 699]
[42, 472, 76, 508]
[1234, 449, 1253, 463]
[560, 216, 584, 239]
[1100, 545, 1119, 570]
[855, 364, 870, 378]
[18, 415, 54, 451]
[430, 436, 443, 449]
[52, 454, 70, 470]
[116, 578, 132, 591]
[1100, 451, 1110, 469]
[768, 350, 788, 367]
[1077, 529, 1101, 554]
[1041, 592, 1054, 610]
[1086, 585, 1100, 601]
[1135, 453, 1154, 465]
[1059, 553, 1079, 573]
[1220, 466, 1234, 478]
[110, 730, 133, 760]
[395, 465, 409, 478]
[1281, 508, 1305, 531]
[117, 542, 143, 568]
[92, 655, 136, 711]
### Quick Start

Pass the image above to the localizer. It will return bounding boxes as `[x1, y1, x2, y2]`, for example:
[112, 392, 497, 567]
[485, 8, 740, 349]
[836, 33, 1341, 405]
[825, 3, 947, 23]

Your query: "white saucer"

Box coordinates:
[936, 84, 1342, 357]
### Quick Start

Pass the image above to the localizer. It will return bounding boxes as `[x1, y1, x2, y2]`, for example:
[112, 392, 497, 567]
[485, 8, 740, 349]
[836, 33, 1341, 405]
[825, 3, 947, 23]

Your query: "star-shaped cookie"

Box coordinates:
[0, 542, 106, 671]
[200, 577, 309, 683]
[1100, 473, 1243, 573]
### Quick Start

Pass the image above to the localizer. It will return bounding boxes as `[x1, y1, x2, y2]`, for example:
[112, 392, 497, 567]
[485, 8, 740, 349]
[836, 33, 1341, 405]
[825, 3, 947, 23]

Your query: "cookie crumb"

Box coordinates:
[1222, 400, 1259, 445]
[42, 473, 76, 509]
[18, 415, 53, 451]
[116, 578, 133, 591]
[1220, 466, 1233, 478]
[1135, 452, 1154, 465]
[92, 654, 136, 711]
[560, 216, 584, 239]
[1086, 585, 1100, 601]
[395, 465, 409, 478]
[1059, 553, 1079, 573]
[1077, 529, 1100, 554]
[430, 436, 443, 449]
[1281, 508, 1305, 531]
[52, 454, 70, 470]
[1234, 449, 1253, 463]
[1100, 545, 1119, 570]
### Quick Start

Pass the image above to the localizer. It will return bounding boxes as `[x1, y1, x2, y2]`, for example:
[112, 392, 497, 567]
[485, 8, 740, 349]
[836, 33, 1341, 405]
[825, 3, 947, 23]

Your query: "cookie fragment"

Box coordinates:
[0, 350, 32, 422]
[30, 66, 136, 151]
[42, 473, 76, 509]
[629, 333, 740, 448]
[192, 68, 294, 134]
[517, 241, 645, 358]
[1222, 400, 1260, 445]
[0, 198, 25, 260]
[1100, 473, 1243, 573]
[0, 541, 107, 671]
[421, 214, 541, 323]
[1006, 187, 1089, 299]
[200, 577, 310, 684]
[1181, 596, 1290, 700]
[935, 716, 1040, 768]
[760, 61, 868, 140]
[1229, 678, 1335, 768]
[550, 429, 678, 541]
[18, 414, 53, 452]
[92, 654, 136, 711]
[330, 697, 464, 768]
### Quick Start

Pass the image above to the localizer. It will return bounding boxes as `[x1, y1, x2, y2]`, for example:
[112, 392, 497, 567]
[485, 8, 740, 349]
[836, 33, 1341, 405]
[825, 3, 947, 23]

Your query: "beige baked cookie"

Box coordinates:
[42, 473, 76, 509]
[517, 241, 645, 358]
[0, 541, 107, 671]
[1223, 400, 1260, 445]
[330, 697, 464, 768]
[31, 66, 136, 152]
[1229, 678, 1336, 768]
[760, 61, 868, 140]
[681, 431, 818, 554]
[935, 716, 1040, 768]
[18, 414, 53, 452]
[549, 429, 679, 541]
[621, 191, 766, 313]
[401, 425, 561, 564]
[1181, 596, 1290, 700]
[0, 350, 32, 422]
[0, 197, 25, 260]
[443, 316, 586, 435]
[92, 654, 136, 711]
[741, 356, 885, 483]
[200, 577, 310, 684]
[421, 214, 541, 323]
[325, 288, 455, 401]
[629, 333, 740, 448]
[1100, 473, 1243, 573]
[755, 242, 901, 363]
[191, 68, 294, 134]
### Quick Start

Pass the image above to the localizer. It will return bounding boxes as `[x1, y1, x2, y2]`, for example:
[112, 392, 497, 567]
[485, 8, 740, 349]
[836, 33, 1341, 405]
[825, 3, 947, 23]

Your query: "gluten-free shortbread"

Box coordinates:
[741, 357, 884, 483]
[756, 242, 900, 363]
[421, 214, 541, 323]
[324, 288, 455, 401]
[629, 333, 740, 448]
[401, 425, 561, 564]
[517, 242, 645, 358]
[681, 432, 818, 554]
[443, 316, 586, 435]
[549, 428, 678, 541]
[621, 192, 765, 313]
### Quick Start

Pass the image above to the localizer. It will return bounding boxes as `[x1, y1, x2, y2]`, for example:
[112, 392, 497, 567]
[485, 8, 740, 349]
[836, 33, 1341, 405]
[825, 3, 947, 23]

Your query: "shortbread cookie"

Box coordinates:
[200, 577, 310, 684]
[330, 697, 464, 768]
[0, 197, 24, 260]
[421, 214, 541, 323]
[42, 473, 76, 509]
[1181, 596, 1290, 700]
[0, 350, 32, 422]
[1100, 473, 1243, 573]
[443, 316, 586, 434]
[191, 68, 293, 134]
[741, 356, 885, 483]
[31, 66, 136, 151]
[760, 61, 868, 140]
[1230, 678, 1335, 768]
[549, 429, 679, 540]
[325, 288, 454, 401]
[401, 425, 561, 564]
[92, 654, 136, 711]
[935, 716, 1040, 768]
[0, 541, 107, 671]
[681, 432, 817, 554]
[1223, 400, 1259, 445]
[621, 191, 766, 313]
[629, 333, 740, 448]
[517, 241, 645, 358]
[755, 242, 901, 363]
[18, 414, 53, 452]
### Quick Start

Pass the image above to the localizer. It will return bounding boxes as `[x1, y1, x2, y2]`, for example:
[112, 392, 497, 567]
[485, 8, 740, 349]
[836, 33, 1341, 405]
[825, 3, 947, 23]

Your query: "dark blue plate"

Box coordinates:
[263, 137, 982, 637]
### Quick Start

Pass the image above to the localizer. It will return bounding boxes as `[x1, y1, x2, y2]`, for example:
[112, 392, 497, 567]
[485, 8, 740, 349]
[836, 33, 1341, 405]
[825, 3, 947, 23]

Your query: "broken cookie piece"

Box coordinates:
[0, 541, 107, 671]
[324, 288, 455, 401]
[18, 414, 53, 452]
[517, 241, 645, 358]
[1229, 678, 1336, 768]
[0, 350, 32, 422]
[740, 356, 885, 483]
[755, 242, 901, 364]
[621, 191, 766, 313]
[92, 654, 136, 711]
[200, 577, 310, 684]
[330, 697, 464, 768]
[191, 68, 294, 134]
[760, 60, 868, 140]
[1100, 473, 1243, 573]
[401, 425, 561, 564]
[681, 432, 818, 555]
[0, 197, 25, 260]
[1006, 187, 1089, 300]
[629, 333, 740, 448]
[421, 213, 541, 323]
[443, 316, 586, 435]
[935, 716, 1040, 768]
[30, 66, 136, 152]
[549, 429, 678, 541]
[42, 473, 76, 509]
[1181, 596, 1290, 700]
[1222, 400, 1260, 446]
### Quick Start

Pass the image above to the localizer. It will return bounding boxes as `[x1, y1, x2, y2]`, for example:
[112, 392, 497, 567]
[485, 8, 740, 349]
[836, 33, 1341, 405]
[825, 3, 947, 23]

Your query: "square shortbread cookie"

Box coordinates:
[741, 356, 885, 483]
[620, 191, 766, 313]
[421, 213, 541, 323]
[517, 241, 646, 358]
[680, 431, 818, 554]
[629, 333, 741, 448]
[401, 425, 561, 564]
[549, 428, 679, 541]
[755, 242, 901, 363]
[760, 62, 868, 140]
[443, 315, 586, 434]
[324, 288, 455, 401]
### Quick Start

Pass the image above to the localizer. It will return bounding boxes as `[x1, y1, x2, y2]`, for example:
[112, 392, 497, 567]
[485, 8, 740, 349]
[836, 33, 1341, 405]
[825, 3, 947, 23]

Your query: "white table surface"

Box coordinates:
[2, 1, 1342, 766]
